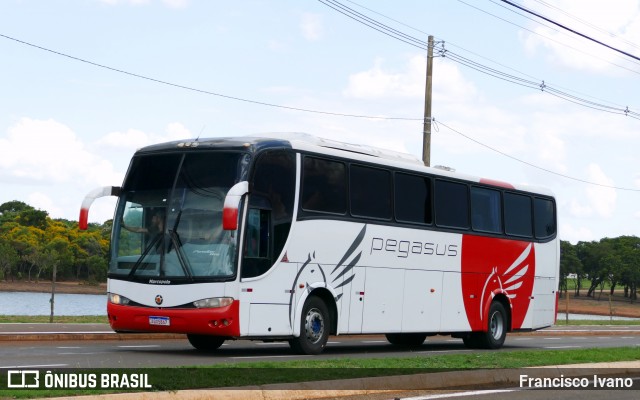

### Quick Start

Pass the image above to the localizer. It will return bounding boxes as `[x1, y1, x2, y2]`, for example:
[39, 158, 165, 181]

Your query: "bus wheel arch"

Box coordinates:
[464, 295, 511, 349]
[289, 289, 336, 355]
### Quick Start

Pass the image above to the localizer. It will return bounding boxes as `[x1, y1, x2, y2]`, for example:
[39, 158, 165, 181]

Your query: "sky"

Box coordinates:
[0, 0, 639, 244]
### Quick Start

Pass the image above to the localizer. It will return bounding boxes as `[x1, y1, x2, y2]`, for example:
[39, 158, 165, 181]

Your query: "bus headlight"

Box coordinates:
[193, 297, 234, 308]
[108, 293, 131, 305]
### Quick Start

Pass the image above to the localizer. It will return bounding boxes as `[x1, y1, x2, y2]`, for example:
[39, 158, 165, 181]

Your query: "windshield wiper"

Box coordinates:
[128, 234, 162, 277]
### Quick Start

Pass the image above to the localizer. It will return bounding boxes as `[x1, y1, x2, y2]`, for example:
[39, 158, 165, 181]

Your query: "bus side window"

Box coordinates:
[504, 192, 533, 238]
[241, 208, 271, 278]
[470, 187, 502, 234]
[534, 198, 556, 239]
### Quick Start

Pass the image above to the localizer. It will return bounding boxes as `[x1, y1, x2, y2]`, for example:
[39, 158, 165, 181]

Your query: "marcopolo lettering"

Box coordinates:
[370, 237, 458, 258]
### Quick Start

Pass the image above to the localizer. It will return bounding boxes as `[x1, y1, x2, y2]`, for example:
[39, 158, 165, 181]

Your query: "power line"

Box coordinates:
[499, 0, 640, 63]
[1, 33, 636, 192]
[0, 33, 423, 122]
[318, 0, 640, 120]
[529, 0, 640, 53]
[436, 120, 640, 192]
[457, 0, 640, 77]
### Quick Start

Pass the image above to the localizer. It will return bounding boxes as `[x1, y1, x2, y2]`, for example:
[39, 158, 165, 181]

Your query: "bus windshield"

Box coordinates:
[110, 151, 249, 281]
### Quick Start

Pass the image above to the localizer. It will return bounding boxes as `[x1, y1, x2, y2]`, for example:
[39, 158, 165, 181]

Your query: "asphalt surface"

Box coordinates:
[1, 324, 639, 400]
[2, 323, 640, 341]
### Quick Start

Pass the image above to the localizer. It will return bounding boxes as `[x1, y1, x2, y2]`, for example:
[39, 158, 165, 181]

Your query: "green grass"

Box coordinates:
[2, 346, 639, 398]
[0, 315, 108, 323]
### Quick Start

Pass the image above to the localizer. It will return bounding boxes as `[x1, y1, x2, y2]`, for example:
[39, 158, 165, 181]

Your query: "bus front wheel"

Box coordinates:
[289, 296, 330, 355]
[187, 334, 225, 352]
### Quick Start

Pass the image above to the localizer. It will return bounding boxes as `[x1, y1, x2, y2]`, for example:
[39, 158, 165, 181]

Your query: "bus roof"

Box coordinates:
[135, 133, 555, 197]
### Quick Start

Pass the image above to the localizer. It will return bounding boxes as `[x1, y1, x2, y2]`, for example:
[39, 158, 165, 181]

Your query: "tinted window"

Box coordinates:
[350, 165, 391, 219]
[395, 173, 432, 224]
[534, 198, 556, 239]
[435, 180, 469, 229]
[504, 193, 532, 237]
[301, 157, 347, 214]
[250, 150, 296, 262]
[471, 187, 502, 233]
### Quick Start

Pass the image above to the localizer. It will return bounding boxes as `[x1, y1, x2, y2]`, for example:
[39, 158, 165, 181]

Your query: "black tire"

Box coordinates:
[478, 301, 508, 349]
[385, 333, 427, 347]
[187, 334, 225, 352]
[462, 333, 481, 349]
[289, 296, 330, 355]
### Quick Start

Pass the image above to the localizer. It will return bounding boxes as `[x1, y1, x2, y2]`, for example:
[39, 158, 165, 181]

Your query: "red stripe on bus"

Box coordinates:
[479, 178, 515, 189]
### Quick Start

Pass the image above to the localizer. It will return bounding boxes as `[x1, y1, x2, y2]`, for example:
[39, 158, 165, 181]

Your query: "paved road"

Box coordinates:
[1, 325, 640, 368]
[1, 324, 639, 400]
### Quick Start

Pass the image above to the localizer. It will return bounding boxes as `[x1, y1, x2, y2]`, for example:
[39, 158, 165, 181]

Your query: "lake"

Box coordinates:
[0, 291, 107, 316]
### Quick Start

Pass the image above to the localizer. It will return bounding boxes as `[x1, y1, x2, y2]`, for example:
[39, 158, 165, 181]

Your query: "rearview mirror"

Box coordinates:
[223, 181, 249, 230]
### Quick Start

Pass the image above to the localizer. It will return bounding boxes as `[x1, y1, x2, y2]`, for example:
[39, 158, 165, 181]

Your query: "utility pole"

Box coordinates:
[422, 35, 434, 167]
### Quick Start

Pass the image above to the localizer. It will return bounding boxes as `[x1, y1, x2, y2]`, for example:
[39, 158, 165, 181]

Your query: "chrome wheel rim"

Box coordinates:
[489, 310, 504, 340]
[304, 308, 324, 344]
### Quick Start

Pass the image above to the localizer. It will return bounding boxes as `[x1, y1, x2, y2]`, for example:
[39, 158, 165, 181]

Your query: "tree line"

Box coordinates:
[0, 200, 110, 283]
[560, 236, 640, 301]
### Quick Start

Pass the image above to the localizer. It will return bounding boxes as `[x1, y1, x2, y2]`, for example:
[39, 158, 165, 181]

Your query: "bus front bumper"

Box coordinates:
[107, 300, 240, 337]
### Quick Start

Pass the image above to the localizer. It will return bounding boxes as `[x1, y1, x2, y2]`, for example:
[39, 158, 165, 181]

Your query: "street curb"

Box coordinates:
[0, 333, 184, 341]
[2, 328, 639, 342]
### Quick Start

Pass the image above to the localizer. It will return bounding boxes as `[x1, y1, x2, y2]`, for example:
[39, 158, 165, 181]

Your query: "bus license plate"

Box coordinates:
[149, 316, 170, 326]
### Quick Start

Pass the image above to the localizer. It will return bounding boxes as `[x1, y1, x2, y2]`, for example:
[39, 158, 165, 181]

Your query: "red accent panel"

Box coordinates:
[79, 208, 89, 231]
[461, 235, 535, 331]
[479, 178, 515, 189]
[222, 207, 238, 230]
[554, 291, 559, 324]
[107, 300, 241, 337]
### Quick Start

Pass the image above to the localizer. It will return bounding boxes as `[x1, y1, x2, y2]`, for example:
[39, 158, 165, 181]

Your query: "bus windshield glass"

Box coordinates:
[110, 151, 249, 281]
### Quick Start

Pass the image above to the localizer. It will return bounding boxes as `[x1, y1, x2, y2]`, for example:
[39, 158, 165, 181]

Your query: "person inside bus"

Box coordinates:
[122, 208, 166, 252]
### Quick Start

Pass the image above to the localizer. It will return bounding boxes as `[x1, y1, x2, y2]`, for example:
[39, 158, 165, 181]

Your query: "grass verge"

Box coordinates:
[0, 315, 108, 324]
[1, 346, 639, 398]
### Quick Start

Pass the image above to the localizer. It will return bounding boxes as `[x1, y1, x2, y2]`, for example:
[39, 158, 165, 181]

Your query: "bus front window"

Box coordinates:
[110, 151, 248, 281]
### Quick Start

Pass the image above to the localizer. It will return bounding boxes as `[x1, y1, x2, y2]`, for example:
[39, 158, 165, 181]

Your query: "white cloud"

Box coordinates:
[344, 56, 426, 99]
[560, 223, 595, 244]
[98, 0, 188, 7]
[97, 123, 192, 150]
[28, 192, 63, 217]
[585, 163, 617, 217]
[300, 13, 323, 41]
[0, 118, 121, 186]
[161, 0, 189, 8]
[567, 199, 592, 218]
[520, 0, 640, 73]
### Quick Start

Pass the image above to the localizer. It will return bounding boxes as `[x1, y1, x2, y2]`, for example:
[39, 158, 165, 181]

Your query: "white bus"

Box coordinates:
[80, 134, 559, 355]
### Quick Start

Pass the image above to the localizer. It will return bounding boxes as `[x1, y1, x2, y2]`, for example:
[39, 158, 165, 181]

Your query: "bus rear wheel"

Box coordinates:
[463, 301, 507, 349]
[187, 334, 225, 352]
[289, 296, 330, 355]
[385, 333, 427, 347]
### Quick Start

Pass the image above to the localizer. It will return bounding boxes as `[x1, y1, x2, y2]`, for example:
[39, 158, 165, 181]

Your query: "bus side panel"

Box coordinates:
[461, 235, 536, 331]
[361, 267, 404, 333]
[530, 242, 559, 329]
[441, 272, 472, 331]
[239, 260, 299, 336]
[402, 269, 443, 332]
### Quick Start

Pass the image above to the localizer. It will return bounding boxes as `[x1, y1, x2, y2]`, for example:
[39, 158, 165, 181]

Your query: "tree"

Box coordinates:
[0, 241, 19, 281]
[559, 241, 582, 297]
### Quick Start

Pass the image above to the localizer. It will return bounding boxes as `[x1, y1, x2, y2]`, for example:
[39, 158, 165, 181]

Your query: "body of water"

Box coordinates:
[0, 291, 107, 316]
